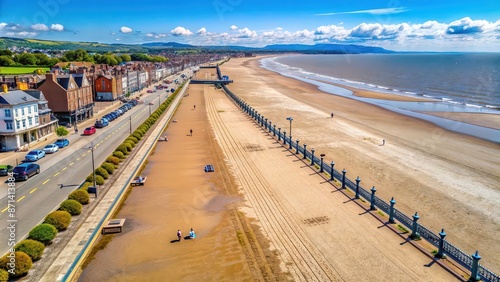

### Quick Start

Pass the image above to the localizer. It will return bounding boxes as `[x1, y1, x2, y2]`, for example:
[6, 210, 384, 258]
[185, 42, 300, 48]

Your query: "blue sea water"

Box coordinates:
[260, 54, 500, 142]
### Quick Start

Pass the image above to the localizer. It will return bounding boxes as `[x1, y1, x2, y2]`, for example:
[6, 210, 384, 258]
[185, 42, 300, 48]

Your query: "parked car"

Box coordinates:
[0, 165, 14, 176]
[84, 126, 97, 135]
[147, 89, 154, 93]
[13, 163, 40, 181]
[25, 149, 46, 161]
[95, 118, 109, 128]
[55, 138, 70, 148]
[43, 144, 59, 154]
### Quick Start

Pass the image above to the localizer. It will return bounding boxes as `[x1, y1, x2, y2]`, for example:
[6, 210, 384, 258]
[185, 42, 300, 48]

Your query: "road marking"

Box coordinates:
[82, 153, 86, 157]
[53, 172, 60, 177]
[76, 158, 80, 161]
[30, 188, 37, 193]
[63, 167, 67, 171]
[1, 207, 7, 213]
[17, 196, 25, 202]
[43, 179, 50, 185]
[69, 162, 74, 166]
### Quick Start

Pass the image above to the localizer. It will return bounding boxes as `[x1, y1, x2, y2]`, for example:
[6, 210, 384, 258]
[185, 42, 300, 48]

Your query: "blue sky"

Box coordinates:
[0, 0, 499, 51]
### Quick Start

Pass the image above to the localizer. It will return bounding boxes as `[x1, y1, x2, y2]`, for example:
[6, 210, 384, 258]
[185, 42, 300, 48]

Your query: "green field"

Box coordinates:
[0, 67, 50, 75]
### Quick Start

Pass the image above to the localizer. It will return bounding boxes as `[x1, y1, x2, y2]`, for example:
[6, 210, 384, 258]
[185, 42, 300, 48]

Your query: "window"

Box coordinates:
[15, 109, 19, 116]
[28, 106, 32, 114]
[21, 108, 25, 116]
[6, 122, 12, 130]
[5, 109, 11, 117]
[16, 120, 20, 129]
[28, 117, 32, 126]
[34, 106, 38, 112]
[22, 119, 26, 127]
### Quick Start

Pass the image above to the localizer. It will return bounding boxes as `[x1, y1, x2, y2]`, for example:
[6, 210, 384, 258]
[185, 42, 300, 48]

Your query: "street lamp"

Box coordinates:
[158, 95, 161, 107]
[286, 117, 293, 136]
[129, 116, 132, 134]
[320, 154, 325, 172]
[149, 103, 152, 115]
[88, 142, 97, 198]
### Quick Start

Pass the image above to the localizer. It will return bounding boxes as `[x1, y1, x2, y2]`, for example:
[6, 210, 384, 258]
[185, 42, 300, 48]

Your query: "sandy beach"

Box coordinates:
[80, 57, 499, 281]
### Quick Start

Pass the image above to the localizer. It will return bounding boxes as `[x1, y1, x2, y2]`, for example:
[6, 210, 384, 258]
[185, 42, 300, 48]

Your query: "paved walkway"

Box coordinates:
[40, 84, 187, 281]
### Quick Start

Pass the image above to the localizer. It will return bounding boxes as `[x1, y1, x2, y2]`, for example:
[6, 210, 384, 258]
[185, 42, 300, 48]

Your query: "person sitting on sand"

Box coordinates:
[189, 228, 196, 239]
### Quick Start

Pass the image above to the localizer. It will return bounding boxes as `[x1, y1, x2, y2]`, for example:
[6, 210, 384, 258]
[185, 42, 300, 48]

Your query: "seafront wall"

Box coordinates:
[217, 66, 499, 282]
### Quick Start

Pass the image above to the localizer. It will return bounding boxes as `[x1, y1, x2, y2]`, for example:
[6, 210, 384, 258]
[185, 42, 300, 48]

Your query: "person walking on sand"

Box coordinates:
[382, 139, 385, 146]
[190, 129, 193, 136]
[189, 228, 196, 239]
[331, 113, 334, 118]
[177, 230, 182, 242]
[193, 104, 196, 110]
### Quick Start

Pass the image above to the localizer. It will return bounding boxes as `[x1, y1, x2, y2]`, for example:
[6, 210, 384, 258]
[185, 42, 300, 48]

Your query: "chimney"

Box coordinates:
[1, 84, 8, 93]
[46, 73, 57, 82]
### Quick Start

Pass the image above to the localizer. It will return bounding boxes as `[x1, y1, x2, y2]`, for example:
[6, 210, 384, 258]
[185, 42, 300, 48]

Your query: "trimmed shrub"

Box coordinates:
[0, 268, 8, 281]
[0, 252, 32, 277]
[101, 162, 115, 174]
[15, 239, 45, 261]
[80, 181, 92, 192]
[132, 132, 142, 140]
[95, 167, 109, 179]
[113, 150, 125, 159]
[85, 174, 105, 185]
[106, 155, 121, 165]
[116, 144, 129, 155]
[28, 224, 57, 244]
[125, 138, 136, 145]
[59, 199, 82, 215]
[127, 136, 138, 143]
[68, 189, 90, 205]
[122, 142, 133, 152]
[44, 211, 71, 231]
[133, 130, 143, 137]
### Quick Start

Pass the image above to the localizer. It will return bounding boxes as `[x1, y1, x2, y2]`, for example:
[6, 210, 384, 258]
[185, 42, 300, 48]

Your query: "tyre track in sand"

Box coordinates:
[205, 85, 342, 282]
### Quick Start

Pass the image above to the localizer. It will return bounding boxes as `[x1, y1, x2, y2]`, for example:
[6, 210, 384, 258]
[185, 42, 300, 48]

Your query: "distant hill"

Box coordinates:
[0, 37, 394, 54]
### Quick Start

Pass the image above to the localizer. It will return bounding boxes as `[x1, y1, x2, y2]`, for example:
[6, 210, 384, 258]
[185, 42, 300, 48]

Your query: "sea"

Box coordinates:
[260, 53, 500, 142]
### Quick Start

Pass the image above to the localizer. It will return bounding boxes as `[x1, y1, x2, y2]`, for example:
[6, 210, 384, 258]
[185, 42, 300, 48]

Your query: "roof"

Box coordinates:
[0, 90, 38, 105]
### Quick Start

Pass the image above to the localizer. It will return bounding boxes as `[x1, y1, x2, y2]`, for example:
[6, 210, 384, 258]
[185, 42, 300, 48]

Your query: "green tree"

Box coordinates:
[56, 126, 69, 137]
[17, 53, 37, 65]
[0, 49, 13, 56]
[0, 55, 15, 66]
[34, 53, 51, 66]
[120, 54, 131, 62]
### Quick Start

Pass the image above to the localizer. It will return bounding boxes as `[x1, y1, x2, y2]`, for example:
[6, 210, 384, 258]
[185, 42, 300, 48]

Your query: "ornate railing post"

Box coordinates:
[269, 121, 272, 132]
[319, 154, 325, 172]
[355, 176, 361, 199]
[289, 135, 293, 149]
[370, 186, 377, 210]
[389, 197, 396, 223]
[341, 169, 346, 188]
[330, 161, 335, 181]
[303, 144, 307, 159]
[311, 148, 315, 166]
[264, 118, 268, 129]
[410, 212, 420, 239]
[278, 128, 281, 141]
[283, 131, 287, 145]
[273, 125, 276, 136]
[261, 116, 265, 126]
[436, 228, 446, 258]
[470, 251, 481, 281]
[296, 140, 300, 154]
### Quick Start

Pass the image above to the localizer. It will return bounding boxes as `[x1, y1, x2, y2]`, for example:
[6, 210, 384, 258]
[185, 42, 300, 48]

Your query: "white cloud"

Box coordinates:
[0, 23, 7, 30]
[120, 26, 133, 33]
[276, 27, 283, 31]
[146, 32, 167, 39]
[31, 23, 49, 31]
[51, 24, 64, 31]
[6, 31, 37, 37]
[197, 27, 207, 35]
[316, 7, 408, 16]
[230, 25, 238, 30]
[171, 26, 193, 36]
[237, 27, 257, 38]
[446, 17, 489, 34]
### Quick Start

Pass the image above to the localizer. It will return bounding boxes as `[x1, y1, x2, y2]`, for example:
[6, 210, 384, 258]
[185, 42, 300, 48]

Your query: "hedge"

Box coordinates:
[68, 189, 90, 204]
[0, 252, 32, 277]
[59, 199, 83, 215]
[15, 239, 45, 261]
[126, 136, 138, 143]
[113, 151, 125, 159]
[125, 138, 137, 145]
[28, 224, 57, 244]
[0, 268, 8, 281]
[44, 211, 72, 231]
[106, 156, 120, 165]
[95, 167, 109, 179]
[101, 162, 115, 174]
[80, 181, 92, 192]
[122, 142, 133, 151]
[116, 144, 129, 155]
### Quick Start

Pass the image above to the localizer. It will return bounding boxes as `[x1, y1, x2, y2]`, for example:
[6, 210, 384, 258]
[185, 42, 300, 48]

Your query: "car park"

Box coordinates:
[43, 144, 59, 154]
[0, 165, 14, 176]
[13, 163, 40, 181]
[83, 126, 96, 135]
[55, 138, 70, 148]
[25, 149, 46, 161]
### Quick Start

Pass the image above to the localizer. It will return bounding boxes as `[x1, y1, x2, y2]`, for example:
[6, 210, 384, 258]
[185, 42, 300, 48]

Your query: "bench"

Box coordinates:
[204, 164, 214, 172]
[131, 176, 147, 186]
[101, 219, 126, 234]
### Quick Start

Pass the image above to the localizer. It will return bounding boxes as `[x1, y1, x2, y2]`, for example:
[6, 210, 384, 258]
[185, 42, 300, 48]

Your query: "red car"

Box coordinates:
[83, 126, 96, 135]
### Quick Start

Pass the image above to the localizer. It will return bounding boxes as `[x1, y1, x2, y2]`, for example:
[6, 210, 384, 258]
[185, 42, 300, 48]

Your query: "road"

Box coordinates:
[0, 73, 189, 257]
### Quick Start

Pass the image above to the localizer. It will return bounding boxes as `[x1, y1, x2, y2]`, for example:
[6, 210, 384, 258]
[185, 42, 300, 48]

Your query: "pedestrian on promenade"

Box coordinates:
[331, 113, 334, 118]
[193, 104, 196, 110]
[177, 230, 182, 242]
[190, 129, 193, 136]
[382, 139, 385, 146]
[189, 228, 196, 239]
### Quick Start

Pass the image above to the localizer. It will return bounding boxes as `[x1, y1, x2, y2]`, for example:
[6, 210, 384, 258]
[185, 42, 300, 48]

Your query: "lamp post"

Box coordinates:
[286, 117, 293, 136]
[88, 141, 97, 198]
[158, 95, 160, 107]
[129, 116, 132, 134]
[149, 103, 152, 115]
[320, 154, 325, 172]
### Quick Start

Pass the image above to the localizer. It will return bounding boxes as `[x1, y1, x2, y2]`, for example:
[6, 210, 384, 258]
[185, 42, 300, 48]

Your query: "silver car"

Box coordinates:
[43, 144, 59, 154]
[25, 149, 46, 161]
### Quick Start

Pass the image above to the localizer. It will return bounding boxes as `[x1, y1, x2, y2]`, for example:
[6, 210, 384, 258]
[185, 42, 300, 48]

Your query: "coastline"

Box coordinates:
[260, 56, 500, 141]
[225, 56, 500, 272]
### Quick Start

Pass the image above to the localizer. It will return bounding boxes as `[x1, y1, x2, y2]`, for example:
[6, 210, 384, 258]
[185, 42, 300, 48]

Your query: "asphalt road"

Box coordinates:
[0, 86, 174, 256]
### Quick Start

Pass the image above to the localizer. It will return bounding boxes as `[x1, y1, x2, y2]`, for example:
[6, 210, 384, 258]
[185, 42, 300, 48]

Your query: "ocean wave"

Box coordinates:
[485, 105, 500, 110]
[441, 98, 453, 101]
[404, 91, 416, 95]
[465, 103, 483, 108]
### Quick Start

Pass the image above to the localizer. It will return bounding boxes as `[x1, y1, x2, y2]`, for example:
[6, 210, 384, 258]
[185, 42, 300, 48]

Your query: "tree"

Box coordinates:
[56, 126, 69, 137]
[120, 54, 131, 62]
[33, 68, 45, 75]
[0, 49, 12, 56]
[34, 53, 51, 66]
[0, 55, 14, 66]
[17, 53, 37, 65]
